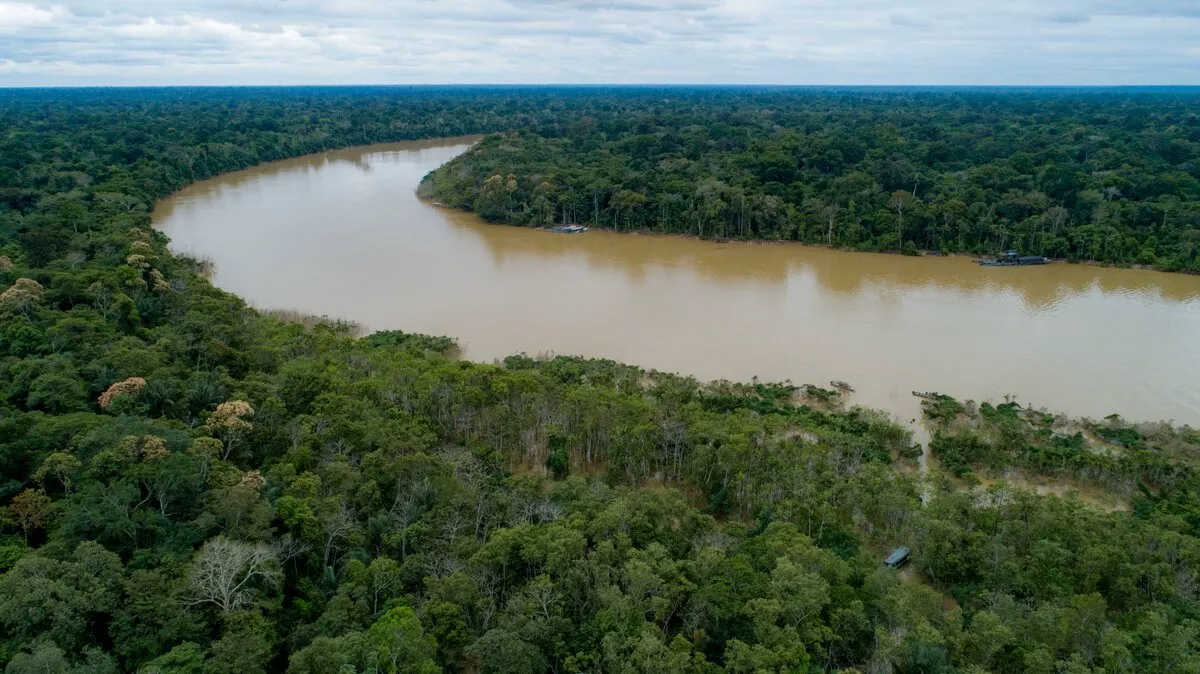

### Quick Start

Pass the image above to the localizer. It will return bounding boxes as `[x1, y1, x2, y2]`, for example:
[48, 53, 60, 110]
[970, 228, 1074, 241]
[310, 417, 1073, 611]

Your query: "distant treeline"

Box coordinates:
[423, 88, 1200, 271]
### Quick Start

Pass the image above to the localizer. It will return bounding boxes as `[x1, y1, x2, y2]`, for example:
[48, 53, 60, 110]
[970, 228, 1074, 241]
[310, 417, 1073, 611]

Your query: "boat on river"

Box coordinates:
[912, 391, 942, 400]
[830, 380, 855, 392]
[979, 250, 1049, 266]
[551, 225, 589, 234]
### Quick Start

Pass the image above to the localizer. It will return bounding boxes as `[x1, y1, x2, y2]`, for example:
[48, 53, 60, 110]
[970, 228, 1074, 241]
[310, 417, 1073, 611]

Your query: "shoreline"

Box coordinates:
[418, 193, 1190, 277]
[152, 140, 1198, 431]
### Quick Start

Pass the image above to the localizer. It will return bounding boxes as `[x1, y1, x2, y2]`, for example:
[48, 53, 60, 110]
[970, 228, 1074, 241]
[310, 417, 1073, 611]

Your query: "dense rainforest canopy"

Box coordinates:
[423, 87, 1200, 272]
[0, 87, 1198, 674]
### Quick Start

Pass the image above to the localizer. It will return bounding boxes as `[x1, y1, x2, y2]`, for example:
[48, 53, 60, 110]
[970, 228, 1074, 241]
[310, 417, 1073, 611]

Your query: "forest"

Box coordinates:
[422, 88, 1200, 272]
[1, 87, 1199, 673]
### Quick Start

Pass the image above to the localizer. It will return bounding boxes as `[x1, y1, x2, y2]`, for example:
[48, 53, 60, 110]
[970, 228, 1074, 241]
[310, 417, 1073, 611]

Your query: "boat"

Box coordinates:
[979, 250, 1049, 266]
[551, 225, 589, 234]
[883, 546, 911, 569]
[830, 380, 855, 393]
[912, 391, 942, 400]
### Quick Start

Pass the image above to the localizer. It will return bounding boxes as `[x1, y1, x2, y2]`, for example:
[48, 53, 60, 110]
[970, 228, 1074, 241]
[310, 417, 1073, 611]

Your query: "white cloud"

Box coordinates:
[0, 0, 1196, 85]
[0, 2, 60, 32]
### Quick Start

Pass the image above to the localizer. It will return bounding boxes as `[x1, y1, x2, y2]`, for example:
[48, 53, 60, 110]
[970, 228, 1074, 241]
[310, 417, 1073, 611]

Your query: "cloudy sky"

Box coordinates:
[1, 0, 1198, 86]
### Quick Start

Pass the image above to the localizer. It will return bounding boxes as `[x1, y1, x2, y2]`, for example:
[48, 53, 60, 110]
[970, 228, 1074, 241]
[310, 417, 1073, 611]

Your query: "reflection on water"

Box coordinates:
[153, 139, 1200, 427]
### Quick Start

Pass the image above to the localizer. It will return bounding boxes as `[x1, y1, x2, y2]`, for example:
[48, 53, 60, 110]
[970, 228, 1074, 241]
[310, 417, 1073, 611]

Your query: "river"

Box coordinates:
[153, 138, 1200, 429]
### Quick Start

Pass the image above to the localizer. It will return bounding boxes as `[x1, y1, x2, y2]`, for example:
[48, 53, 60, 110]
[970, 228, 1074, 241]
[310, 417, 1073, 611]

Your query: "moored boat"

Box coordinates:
[551, 225, 589, 234]
[979, 250, 1049, 266]
[830, 380, 855, 392]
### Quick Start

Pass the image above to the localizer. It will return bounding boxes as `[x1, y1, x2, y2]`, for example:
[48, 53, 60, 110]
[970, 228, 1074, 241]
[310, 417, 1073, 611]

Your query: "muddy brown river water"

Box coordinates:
[153, 138, 1200, 429]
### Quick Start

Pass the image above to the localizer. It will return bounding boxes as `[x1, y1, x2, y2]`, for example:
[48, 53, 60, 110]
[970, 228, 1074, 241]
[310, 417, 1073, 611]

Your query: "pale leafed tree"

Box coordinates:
[88, 281, 114, 319]
[125, 253, 150, 270]
[0, 278, 44, 321]
[188, 437, 223, 481]
[116, 435, 169, 462]
[319, 500, 357, 569]
[821, 202, 842, 246]
[0, 255, 14, 272]
[184, 536, 281, 613]
[205, 400, 255, 460]
[1045, 205, 1069, 235]
[150, 268, 171, 292]
[890, 190, 914, 249]
[99, 377, 146, 409]
[482, 173, 503, 196]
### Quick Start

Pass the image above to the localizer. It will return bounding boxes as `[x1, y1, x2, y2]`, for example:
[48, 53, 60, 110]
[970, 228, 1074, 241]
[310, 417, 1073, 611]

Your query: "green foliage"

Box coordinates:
[364, 330, 458, 355]
[425, 90, 1200, 271]
[0, 87, 1197, 674]
[367, 607, 438, 674]
[466, 629, 547, 674]
[545, 433, 570, 480]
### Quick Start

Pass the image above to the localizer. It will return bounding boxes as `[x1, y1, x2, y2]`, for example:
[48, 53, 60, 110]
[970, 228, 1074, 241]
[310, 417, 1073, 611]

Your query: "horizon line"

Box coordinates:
[4, 83, 1200, 90]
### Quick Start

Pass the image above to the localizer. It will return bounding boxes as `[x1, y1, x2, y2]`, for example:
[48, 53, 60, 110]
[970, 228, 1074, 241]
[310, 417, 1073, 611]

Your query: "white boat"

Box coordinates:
[551, 225, 589, 234]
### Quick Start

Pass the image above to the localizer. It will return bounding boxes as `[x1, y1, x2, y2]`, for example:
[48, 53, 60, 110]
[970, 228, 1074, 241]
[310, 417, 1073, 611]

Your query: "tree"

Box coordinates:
[365, 557, 404, 617]
[613, 189, 649, 230]
[184, 536, 281, 613]
[822, 202, 842, 246]
[99, 377, 147, 410]
[367, 606, 439, 674]
[1, 277, 44, 320]
[466, 629, 546, 674]
[5, 642, 119, 673]
[9, 488, 52, 543]
[138, 642, 206, 674]
[546, 433, 569, 480]
[205, 611, 275, 674]
[287, 636, 359, 674]
[27, 370, 90, 413]
[110, 570, 204, 666]
[890, 191, 914, 250]
[89, 281, 115, 319]
[34, 451, 84, 495]
[0, 542, 123, 652]
[204, 400, 255, 460]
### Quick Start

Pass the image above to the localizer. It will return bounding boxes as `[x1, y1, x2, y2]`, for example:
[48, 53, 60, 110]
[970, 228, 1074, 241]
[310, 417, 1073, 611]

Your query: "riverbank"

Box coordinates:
[157, 138, 1200, 432]
[419, 194, 1200, 276]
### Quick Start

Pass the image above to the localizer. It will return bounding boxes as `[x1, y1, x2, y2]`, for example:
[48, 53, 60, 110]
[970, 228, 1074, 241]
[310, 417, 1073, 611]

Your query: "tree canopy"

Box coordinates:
[423, 88, 1200, 271]
[1, 87, 1198, 673]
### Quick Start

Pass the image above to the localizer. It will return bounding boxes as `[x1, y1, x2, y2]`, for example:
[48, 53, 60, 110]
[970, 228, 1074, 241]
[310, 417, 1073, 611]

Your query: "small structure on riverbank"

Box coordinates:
[551, 225, 588, 234]
[830, 380, 855, 393]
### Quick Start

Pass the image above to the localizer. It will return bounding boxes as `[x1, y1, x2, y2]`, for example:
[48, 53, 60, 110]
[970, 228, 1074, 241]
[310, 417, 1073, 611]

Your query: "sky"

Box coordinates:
[1, 0, 1198, 86]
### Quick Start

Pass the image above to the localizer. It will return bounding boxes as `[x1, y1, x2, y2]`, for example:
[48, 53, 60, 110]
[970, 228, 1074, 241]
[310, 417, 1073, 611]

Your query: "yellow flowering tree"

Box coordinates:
[99, 377, 147, 410]
[0, 278, 44, 321]
[206, 400, 255, 460]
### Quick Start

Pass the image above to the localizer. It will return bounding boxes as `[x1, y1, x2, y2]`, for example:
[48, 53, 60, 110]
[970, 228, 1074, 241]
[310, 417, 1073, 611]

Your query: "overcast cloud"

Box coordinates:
[1, 0, 1197, 86]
